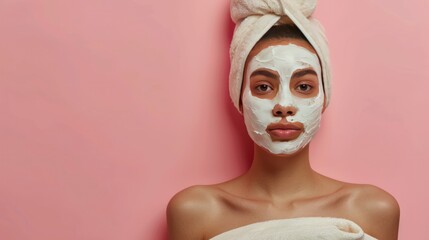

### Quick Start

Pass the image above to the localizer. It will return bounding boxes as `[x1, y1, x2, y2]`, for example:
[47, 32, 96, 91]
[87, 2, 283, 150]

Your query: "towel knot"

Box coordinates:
[231, 0, 317, 23]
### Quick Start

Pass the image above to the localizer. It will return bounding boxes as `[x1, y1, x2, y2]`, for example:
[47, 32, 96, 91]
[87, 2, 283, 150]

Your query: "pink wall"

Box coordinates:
[0, 0, 427, 239]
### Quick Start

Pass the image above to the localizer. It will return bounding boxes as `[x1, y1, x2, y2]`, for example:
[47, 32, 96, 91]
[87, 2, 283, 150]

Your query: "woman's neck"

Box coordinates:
[243, 144, 319, 203]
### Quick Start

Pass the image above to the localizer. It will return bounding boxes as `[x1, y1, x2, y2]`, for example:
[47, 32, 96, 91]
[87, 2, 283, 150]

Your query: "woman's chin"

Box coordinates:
[255, 142, 310, 157]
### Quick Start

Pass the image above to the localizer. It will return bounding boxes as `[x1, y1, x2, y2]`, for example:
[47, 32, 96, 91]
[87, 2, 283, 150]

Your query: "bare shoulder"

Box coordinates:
[166, 185, 221, 240]
[343, 183, 400, 240]
[167, 185, 219, 215]
[346, 184, 400, 218]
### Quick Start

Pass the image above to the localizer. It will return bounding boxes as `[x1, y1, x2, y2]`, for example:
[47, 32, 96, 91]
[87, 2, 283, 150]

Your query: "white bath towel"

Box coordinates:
[229, 0, 332, 113]
[210, 217, 377, 240]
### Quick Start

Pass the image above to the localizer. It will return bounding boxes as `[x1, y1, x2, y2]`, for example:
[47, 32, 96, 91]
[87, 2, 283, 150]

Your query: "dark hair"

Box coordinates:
[259, 24, 310, 44]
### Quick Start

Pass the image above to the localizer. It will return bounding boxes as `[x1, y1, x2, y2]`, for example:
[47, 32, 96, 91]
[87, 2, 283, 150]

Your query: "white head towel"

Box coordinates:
[210, 217, 377, 240]
[229, 0, 332, 113]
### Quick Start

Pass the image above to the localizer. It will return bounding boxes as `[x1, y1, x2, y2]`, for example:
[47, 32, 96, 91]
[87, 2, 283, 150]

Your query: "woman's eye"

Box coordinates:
[296, 84, 313, 93]
[255, 84, 272, 92]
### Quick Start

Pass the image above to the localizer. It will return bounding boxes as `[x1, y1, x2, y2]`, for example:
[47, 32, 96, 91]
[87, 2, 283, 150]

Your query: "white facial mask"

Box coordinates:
[242, 44, 324, 155]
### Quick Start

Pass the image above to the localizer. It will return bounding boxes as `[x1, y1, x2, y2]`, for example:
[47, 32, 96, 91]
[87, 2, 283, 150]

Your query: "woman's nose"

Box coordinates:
[272, 104, 297, 117]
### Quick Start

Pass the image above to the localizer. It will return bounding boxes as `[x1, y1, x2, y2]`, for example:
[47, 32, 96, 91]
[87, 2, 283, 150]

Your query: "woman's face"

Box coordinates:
[241, 38, 324, 155]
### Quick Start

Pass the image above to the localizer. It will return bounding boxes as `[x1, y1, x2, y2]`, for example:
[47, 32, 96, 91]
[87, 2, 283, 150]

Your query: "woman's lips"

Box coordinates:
[266, 122, 303, 141]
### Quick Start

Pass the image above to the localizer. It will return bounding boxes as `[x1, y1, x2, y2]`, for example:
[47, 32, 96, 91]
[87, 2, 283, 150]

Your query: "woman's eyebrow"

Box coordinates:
[292, 69, 317, 79]
[250, 69, 279, 79]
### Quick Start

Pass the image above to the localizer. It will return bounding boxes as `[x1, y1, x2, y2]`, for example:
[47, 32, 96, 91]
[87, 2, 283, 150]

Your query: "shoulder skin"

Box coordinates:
[346, 184, 400, 240]
[167, 185, 219, 240]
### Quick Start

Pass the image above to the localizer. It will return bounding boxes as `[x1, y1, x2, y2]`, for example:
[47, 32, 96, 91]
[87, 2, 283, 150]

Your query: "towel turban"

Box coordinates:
[229, 0, 331, 113]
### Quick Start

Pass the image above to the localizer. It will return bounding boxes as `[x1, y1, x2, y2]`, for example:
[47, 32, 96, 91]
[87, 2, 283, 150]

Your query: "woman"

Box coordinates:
[167, 1, 400, 239]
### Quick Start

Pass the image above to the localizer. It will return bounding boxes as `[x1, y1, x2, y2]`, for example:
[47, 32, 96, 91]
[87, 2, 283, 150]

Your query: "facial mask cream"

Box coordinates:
[242, 44, 324, 155]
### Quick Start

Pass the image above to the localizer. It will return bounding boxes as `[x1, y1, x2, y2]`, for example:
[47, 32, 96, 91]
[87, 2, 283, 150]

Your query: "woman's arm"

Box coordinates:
[167, 186, 213, 240]
[351, 184, 400, 240]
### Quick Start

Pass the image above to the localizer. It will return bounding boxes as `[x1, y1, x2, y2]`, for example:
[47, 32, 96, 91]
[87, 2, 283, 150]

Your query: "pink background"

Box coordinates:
[0, 0, 428, 239]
